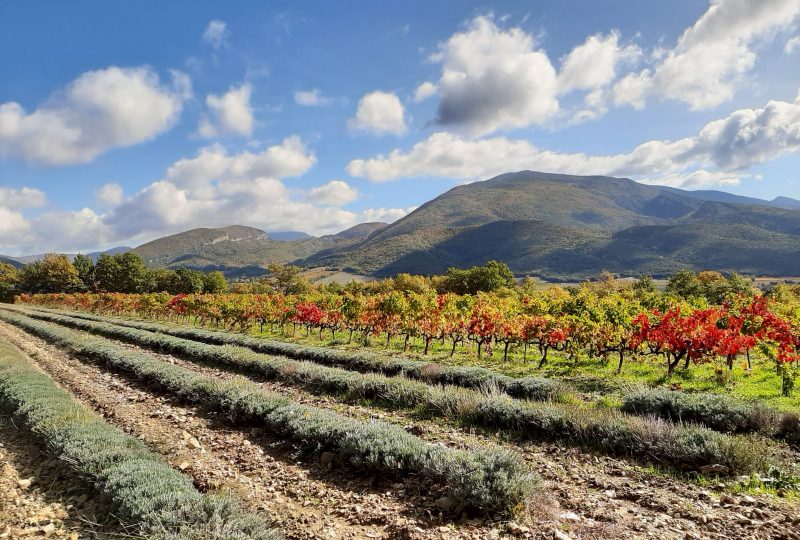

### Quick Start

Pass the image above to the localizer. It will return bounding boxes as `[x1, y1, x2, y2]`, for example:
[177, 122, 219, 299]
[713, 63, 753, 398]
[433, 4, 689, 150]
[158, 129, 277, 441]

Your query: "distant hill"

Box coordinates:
[5, 247, 131, 265]
[267, 231, 313, 241]
[0, 255, 23, 269]
[299, 171, 800, 279]
[132, 223, 387, 278]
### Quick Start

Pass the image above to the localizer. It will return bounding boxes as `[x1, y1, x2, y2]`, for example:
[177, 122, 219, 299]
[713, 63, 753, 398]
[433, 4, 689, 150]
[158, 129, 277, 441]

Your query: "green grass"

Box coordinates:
[243, 326, 800, 412]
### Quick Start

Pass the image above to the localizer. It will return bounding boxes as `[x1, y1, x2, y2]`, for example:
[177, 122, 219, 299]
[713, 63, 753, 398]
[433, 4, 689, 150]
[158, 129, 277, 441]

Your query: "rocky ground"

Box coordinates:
[1, 319, 799, 540]
[0, 417, 124, 539]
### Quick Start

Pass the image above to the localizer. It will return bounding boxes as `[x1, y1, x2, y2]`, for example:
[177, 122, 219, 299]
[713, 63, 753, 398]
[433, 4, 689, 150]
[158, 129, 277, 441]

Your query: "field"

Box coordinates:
[1, 295, 799, 539]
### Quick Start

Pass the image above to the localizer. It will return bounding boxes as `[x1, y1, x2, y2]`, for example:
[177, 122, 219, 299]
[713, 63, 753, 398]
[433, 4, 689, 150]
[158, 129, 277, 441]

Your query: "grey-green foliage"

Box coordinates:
[0, 339, 279, 540]
[0, 308, 538, 513]
[621, 387, 800, 444]
[29, 305, 566, 401]
[11, 306, 776, 474]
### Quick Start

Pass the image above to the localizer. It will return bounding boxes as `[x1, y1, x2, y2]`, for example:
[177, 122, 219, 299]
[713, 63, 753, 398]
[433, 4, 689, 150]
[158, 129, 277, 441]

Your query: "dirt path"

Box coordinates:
[2, 319, 800, 540]
[0, 415, 127, 540]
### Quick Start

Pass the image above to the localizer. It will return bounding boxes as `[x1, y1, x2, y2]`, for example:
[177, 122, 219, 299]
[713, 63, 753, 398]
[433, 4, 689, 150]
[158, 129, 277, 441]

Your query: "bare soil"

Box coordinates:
[1, 319, 799, 540]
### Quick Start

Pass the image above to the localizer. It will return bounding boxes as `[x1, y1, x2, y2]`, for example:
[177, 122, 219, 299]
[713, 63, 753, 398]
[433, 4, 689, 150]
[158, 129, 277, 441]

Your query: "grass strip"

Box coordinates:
[0, 338, 280, 540]
[0, 307, 539, 514]
[10, 305, 778, 476]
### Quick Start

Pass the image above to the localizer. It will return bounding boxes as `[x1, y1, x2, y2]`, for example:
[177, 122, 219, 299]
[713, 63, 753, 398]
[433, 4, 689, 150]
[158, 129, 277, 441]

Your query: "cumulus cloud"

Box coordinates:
[360, 207, 416, 223]
[0, 187, 46, 208]
[413, 82, 437, 103]
[197, 83, 254, 138]
[557, 31, 641, 93]
[104, 136, 359, 240]
[0, 66, 190, 166]
[0, 207, 31, 240]
[429, 15, 558, 135]
[95, 183, 124, 206]
[307, 180, 358, 206]
[203, 20, 229, 49]
[349, 91, 407, 135]
[347, 92, 800, 187]
[614, 0, 800, 110]
[785, 35, 800, 53]
[165, 136, 315, 189]
[294, 89, 337, 106]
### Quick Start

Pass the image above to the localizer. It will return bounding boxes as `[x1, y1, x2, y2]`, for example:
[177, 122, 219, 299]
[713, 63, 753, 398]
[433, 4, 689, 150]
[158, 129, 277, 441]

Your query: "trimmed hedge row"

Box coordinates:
[0, 339, 279, 540]
[621, 387, 800, 445]
[0, 307, 538, 513]
[10, 306, 775, 475]
[26, 306, 566, 401]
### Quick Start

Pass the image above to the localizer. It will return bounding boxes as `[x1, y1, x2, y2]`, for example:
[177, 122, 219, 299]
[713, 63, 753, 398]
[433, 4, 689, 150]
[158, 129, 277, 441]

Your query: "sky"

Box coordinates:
[1, 0, 799, 256]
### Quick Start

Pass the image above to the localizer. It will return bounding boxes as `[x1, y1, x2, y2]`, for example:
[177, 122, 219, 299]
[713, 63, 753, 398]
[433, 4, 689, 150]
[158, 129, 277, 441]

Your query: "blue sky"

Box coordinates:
[1, 0, 799, 255]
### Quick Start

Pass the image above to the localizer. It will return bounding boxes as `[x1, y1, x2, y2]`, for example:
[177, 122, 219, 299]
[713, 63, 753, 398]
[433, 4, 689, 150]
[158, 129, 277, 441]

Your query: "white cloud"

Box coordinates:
[429, 15, 558, 135]
[307, 180, 359, 206]
[349, 91, 407, 135]
[348, 92, 800, 187]
[294, 89, 335, 106]
[617, 0, 800, 110]
[0, 207, 30, 240]
[95, 183, 124, 206]
[637, 170, 744, 188]
[103, 136, 358, 241]
[360, 207, 416, 223]
[786, 35, 800, 53]
[203, 20, 229, 49]
[0, 66, 190, 166]
[197, 84, 254, 138]
[557, 31, 641, 93]
[165, 136, 315, 188]
[0, 187, 46, 208]
[611, 70, 653, 110]
[413, 82, 437, 103]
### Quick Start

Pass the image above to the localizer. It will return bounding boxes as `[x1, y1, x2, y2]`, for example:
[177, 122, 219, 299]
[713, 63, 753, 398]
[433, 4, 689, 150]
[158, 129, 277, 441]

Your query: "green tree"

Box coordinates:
[0, 263, 20, 301]
[175, 267, 205, 293]
[150, 268, 180, 293]
[264, 263, 309, 295]
[72, 254, 95, 291]
[20, 254, 81, 293]
[202, 271, 228, 293]
[440, 260, 515, 295]
[115, 253, 151, 293]
[665, 269, 702, 299]
[94, 254, 121, 292]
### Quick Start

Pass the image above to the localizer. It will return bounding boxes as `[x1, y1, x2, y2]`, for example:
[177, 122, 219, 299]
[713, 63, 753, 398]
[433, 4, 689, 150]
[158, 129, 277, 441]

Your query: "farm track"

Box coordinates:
[2, 320, 800, 538]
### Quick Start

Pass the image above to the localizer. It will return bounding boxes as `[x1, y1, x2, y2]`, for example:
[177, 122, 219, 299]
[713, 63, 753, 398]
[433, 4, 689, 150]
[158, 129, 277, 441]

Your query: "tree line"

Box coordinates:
[0, 252, 228, 300]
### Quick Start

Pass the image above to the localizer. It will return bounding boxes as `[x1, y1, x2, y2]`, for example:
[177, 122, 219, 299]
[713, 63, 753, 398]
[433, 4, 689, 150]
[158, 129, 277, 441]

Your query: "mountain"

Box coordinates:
[0, 255, 23, 269]
[299, 171, 800, 279]
[772, 196, 800, 211]
[267, 231, 313, 241]
[132, 223, 388, 277]
[6, 247, 131, 265]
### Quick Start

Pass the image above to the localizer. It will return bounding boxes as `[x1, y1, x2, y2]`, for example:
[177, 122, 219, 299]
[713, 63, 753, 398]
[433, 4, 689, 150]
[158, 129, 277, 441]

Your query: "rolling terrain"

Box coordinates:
[300, 171, 800, 278]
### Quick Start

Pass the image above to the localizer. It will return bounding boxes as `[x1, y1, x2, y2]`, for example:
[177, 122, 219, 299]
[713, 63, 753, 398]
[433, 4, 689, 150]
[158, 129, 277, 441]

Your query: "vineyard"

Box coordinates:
[1, 288, 800, 539]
